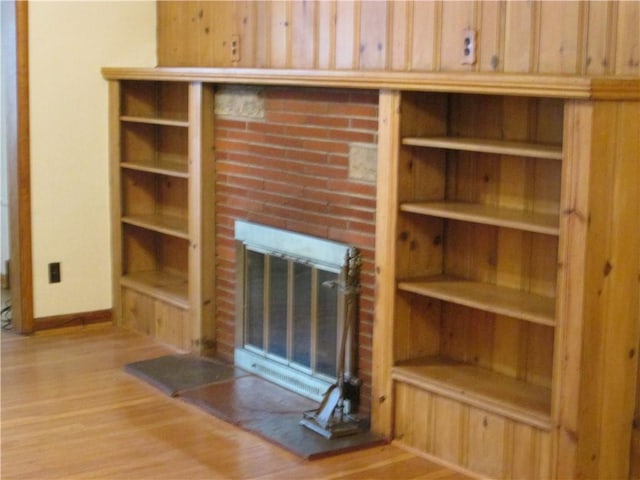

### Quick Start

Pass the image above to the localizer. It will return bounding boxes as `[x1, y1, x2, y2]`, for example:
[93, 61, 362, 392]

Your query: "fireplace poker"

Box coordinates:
[300, 247, 362, 439]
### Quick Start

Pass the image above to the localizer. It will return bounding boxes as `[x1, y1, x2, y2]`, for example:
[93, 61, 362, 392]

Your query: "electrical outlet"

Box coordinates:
[231, 34, 240, 63]
[461, 28, 477, 65]
[49, 262, 61, 283]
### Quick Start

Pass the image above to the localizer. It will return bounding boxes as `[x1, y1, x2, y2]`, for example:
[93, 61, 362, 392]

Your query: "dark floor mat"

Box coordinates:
[180, 375, 386, 459]
[124, 354, 248, 396]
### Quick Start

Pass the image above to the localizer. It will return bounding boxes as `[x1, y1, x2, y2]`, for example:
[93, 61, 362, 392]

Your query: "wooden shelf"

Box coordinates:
[400, 201, 559, 236]
[398, 275, 556, 326]
[121, 270, 189, 309]
[121, 214, 189, 239]
[120, 115, 189, 128]
[121, 160, 188, 178]
[402, 136, 563, 160]
[393, 356, 552, 430]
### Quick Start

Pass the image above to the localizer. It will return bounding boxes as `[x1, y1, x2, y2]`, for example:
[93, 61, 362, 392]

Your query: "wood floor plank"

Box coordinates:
[1, 324, 469, 479]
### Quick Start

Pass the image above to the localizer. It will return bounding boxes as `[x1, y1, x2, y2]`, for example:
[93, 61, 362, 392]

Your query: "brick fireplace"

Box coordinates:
[214, 86, 378, 412]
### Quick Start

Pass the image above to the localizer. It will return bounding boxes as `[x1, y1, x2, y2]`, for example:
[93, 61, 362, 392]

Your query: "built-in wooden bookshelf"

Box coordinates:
[108, 80, 215, 352]
[374, 85, 639, 479]
[102, 68, 639, 480]
[389, 93, 561, 474]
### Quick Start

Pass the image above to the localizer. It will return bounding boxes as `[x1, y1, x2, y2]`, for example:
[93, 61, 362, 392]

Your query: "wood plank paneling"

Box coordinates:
[122, 287, 154, 336]
[536, 1, 583, 74]
[389, 1, 409, 71]
[478, 1, 504, 72]
[335, 0, 357, 69]
[234, 1, 255, 67]
[290, 0, 315, 69]
[394, 382, 553, 479]
[503, 0, 536, 73]
[394, 382, 433, 453]
[465, 409, 506, 478]
[410, 1, 437, 71]
[588, 101, 640, 479]
[198, 1, 216, 66]
[554, 99, 640, 479]
[254, 1, 269, 68]
[575, 102, 633, 478]
[155, 300, 188, 350]
[157, 1, 200, 66]
[585, 1, 615, 75]
[439, 1, 476, 72]
[358, 1, 388, 70]
[317, 0, 335, 69]
[157, 1, 639, 77]
[269, 1, 289, 68]
[207, 1, 237, 67]
[615, 1, 640, 75]
[633, 346, 640, 480]
[510, 423, 539, 479]
[432, 395, 464, 465]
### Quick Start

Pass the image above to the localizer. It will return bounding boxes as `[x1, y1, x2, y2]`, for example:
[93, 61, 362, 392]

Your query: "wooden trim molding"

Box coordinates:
[102, 67, 640, 100]
[15, 0, 33, 333]
[16, 0, 34, 334]
[34, 309, 113, 331]
[3, 0, 34, 333]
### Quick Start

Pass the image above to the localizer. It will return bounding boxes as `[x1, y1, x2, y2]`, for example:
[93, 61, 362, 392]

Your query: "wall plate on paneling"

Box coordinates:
[231, 34, 240, 63]
[461, 28, 477, 65]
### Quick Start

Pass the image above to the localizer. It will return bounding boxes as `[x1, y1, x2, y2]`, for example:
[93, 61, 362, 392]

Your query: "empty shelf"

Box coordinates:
[400, 201, 559, 236]
[402, 136, 562, 160]
[398, 275, 556, 326]
[121, 270, 189, 309]
[121, 160, 188, 178]
[393, 356, 552, 430]
[120, 115, 189, 128]
[122, 214, 189, 239]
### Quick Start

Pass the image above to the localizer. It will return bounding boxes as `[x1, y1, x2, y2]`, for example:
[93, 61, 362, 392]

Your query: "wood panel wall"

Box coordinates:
[156, 1, 640, 476]
[157, 0, 639, 77]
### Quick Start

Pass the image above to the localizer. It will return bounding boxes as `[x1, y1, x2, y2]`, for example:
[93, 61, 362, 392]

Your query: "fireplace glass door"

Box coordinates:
[234, 220, 353, 401]
[244, 248, 339, 381]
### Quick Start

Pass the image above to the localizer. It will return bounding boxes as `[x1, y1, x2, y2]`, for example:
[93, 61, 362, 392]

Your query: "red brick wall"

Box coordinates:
[214, 87, 378, 412]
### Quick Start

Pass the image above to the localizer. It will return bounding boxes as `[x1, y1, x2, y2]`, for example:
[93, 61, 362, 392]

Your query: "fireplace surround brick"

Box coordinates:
[214, 86, 378, 412]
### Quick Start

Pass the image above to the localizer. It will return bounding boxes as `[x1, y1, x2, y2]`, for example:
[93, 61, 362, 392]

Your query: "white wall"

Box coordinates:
[29, 1, 156, 317]
[1, 4, 13, 283]
[1, 28, 8, 284]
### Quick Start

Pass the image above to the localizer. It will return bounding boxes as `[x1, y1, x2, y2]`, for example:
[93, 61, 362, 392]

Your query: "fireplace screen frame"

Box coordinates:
[234, 220, 354, 401]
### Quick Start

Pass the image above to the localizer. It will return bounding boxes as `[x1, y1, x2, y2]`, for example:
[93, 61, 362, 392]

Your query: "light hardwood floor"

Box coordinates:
[1, 323, 469, 480]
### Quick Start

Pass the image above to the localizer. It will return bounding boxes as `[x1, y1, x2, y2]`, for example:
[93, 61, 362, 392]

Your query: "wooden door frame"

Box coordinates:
[3, 0, 34, 333]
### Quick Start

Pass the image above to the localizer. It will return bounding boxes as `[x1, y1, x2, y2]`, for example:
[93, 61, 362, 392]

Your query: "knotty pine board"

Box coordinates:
[157, 1, 639, 77]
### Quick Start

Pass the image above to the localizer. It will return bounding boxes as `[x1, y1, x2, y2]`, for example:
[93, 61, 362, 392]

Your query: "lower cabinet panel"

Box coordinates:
[122, 287, 191, 351]
[393, 381, 552, 479]
[632, 427, 640, 480]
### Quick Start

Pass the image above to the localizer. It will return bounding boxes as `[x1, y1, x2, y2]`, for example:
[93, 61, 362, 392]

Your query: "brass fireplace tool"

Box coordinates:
[301, 246, 362, 439]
